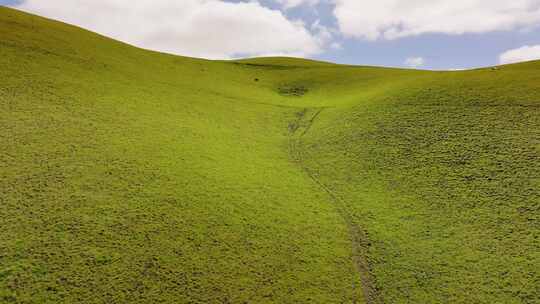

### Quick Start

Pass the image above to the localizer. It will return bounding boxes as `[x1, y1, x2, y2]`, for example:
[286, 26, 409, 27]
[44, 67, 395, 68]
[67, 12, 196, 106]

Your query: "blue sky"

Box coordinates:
[255, 0, 540, 69]
[4, 0, 540, 70]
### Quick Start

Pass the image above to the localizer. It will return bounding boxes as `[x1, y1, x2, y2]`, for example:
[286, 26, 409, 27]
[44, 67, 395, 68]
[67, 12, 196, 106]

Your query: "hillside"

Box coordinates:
[1, 6, 539, 304]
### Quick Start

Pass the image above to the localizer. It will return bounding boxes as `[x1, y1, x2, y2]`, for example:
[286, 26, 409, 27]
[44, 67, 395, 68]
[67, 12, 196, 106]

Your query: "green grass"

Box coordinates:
[1, 6, 539, 304]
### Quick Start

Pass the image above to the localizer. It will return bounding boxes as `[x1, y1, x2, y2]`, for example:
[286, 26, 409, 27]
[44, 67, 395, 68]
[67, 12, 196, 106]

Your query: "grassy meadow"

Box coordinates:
[1, 6, 539, 304]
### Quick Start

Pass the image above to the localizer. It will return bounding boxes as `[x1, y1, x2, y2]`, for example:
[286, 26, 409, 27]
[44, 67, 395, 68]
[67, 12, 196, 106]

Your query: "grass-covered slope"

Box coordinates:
[297, 69, 540, 303]
[1, 6, 539, 304]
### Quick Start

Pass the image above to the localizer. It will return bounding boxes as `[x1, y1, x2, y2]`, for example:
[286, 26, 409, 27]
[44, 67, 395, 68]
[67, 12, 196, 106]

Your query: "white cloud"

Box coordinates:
[404, 57, 425, 68]
[333, 0, 540, 40]
[499, 45, 540, 64]
[275, 0, 319, 9]
[13, 0, 326, 59]
[311, 19, 335, 46]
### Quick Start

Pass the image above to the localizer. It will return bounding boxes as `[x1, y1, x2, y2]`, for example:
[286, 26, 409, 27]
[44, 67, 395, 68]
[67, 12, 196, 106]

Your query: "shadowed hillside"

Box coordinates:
[1, 6, 538, 304]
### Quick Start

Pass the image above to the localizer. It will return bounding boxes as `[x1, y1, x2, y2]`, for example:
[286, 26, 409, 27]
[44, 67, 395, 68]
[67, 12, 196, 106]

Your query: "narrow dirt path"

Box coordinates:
[287, 108, 381, 304]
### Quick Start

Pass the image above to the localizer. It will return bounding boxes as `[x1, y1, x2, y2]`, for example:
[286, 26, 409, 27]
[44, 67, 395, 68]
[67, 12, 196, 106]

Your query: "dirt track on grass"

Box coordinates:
[287, 108, 381, 304]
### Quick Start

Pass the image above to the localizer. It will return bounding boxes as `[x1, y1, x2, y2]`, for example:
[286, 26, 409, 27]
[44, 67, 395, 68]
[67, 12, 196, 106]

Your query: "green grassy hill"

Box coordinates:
[1, 6, 538, 304]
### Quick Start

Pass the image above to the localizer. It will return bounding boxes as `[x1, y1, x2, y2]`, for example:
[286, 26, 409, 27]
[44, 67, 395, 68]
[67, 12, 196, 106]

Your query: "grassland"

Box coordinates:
[1, 6, 539, 304]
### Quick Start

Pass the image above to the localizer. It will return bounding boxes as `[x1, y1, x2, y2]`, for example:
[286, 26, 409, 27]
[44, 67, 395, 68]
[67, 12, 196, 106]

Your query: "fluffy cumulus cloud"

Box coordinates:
[333, 0, 540, 40]
[404, 57, 425, 68]
[12, 0, 326, 59]
[499, 45, 540, 64]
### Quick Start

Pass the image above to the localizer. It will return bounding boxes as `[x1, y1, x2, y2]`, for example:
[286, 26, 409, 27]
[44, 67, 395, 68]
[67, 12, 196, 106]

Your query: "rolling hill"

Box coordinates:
[1, 6, 538, 304]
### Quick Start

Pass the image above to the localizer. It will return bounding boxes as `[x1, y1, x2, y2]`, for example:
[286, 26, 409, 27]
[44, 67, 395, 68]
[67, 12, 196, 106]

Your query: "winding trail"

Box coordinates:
[287, 108, 381, 304]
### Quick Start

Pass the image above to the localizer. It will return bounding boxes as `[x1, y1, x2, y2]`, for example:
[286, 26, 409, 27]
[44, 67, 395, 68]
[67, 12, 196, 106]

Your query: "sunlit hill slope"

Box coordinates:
[1, 6, 539, 304]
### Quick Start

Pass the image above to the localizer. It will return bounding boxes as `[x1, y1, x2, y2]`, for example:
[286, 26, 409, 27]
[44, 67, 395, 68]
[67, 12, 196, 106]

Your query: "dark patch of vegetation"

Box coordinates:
[278, 84, 309, 97]
[233, 62, 300, 70]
